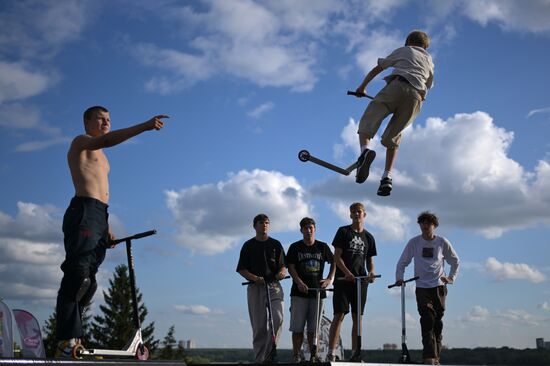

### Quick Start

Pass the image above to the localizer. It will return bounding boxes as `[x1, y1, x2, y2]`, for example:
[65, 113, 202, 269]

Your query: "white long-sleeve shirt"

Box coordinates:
[396, 234, 460, 288]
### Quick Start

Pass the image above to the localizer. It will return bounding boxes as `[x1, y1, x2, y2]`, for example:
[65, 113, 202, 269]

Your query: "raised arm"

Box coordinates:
[72, 115, 169, 152]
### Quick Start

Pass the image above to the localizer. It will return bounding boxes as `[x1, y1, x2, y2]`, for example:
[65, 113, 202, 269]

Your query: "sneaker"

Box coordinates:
[377, 177, 392, 196]
[326, 353, 337, 362]
[55, 339, 79, 359]
[310, 354, 321, 362]
[355, 149, 376, 183]
[293, 353, 303, 363]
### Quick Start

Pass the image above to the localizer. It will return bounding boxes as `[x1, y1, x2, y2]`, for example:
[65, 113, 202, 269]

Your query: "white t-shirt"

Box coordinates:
[396, 234, 459, 288]
[378, 46, 435, 98]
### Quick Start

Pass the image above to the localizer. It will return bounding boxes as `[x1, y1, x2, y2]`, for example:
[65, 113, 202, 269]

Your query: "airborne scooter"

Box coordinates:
[298, 91, 374, 177]
[72, 230, 157, 360]
[337, 274, 381, 362]
[242, 276, 290, 363]
[388, 276, 420, 364]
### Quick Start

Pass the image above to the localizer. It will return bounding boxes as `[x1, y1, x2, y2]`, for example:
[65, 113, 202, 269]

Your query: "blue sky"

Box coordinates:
[1, 0, 550, 351]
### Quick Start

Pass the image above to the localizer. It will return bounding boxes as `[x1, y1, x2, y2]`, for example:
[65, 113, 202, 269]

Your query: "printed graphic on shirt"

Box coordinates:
[348, 234, 365, 255]
[422, 247, 434, 258]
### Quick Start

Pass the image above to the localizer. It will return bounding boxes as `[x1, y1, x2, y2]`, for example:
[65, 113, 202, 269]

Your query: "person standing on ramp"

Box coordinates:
[395, 211, 460, 365]
[287, 217, 335, 362]
[237, 214, 287, 363]
[55, 106, 169, 357]
[326, 202, 377, 362]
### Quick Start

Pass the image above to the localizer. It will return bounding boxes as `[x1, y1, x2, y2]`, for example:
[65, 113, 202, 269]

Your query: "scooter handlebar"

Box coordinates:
[347, 90, 374, 99]
[307, 288, 334, 292]
[388, 276, 419, 289]
[241, 275, 290, 286]
[336, 274, 382, 281]
[110, 230, 157, 245]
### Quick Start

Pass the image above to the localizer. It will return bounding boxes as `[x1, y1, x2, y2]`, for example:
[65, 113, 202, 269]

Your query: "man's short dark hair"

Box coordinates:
[253, 213, 269, 226]
[417, 211, 439, 227]
[83, 106, 108, 121]
[299, 217, 316, 229]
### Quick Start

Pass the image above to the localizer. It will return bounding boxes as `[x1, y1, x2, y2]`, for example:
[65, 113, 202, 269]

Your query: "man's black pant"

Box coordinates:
[55, 196, 108, 341]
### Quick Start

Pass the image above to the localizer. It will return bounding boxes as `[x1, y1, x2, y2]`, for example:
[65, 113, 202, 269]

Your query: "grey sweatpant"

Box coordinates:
[247, 282, 284, 363]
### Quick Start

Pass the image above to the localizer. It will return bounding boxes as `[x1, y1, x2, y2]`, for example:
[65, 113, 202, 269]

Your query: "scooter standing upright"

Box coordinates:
[72, 230, 156, 360]
[337, 274, 381, 363]
[242, 276, 290, 363]
[307, 287, 334, 362]
[388, 276, 420, 364]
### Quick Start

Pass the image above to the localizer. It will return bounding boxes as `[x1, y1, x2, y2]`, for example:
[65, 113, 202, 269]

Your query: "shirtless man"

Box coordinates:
[54, 106, 168, 357]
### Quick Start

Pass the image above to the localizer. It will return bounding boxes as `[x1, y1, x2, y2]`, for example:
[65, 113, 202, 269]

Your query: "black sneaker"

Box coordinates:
[377, 177, 392, 196]
[355, 149, 376, 183]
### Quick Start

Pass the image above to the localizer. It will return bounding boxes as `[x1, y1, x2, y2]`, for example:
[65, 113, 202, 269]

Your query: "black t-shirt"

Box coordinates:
[236, 237, 286, 281]
[286, 240, 334, 298]
[332, 225, 377, 278]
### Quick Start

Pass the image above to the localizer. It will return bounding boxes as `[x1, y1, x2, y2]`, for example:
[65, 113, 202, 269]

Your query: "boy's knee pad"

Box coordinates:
[75, 278, 91, 302]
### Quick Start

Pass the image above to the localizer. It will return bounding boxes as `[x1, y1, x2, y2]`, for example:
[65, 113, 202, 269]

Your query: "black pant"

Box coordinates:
[55, 197, 108, 341]
[416, 286, 447, 360]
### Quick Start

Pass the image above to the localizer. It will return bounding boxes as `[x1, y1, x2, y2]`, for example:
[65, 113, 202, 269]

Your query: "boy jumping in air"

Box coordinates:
[354, 30, 434, 196]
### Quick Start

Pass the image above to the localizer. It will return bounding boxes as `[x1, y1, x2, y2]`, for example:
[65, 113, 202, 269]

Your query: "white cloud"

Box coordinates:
[527, 107, 550, 119]
[129, 0, 414, 94]
[174, 304, 223, 315]
[460, 0, 550, 33]
[485, 257, 546, 283]
[354, 29, 403, 74]
[459, 305, 491, 323]
[0, 0, 91, 60]
[15, 136, 71, 153]
[247, 102, 274, 119]
[539, 301, 550, 311]
[0, 62, 52, 103]
[0, 202, 64, 300]
[311, 111, 550, 239]
[166, 169, 311, 255]
[495, 308, 540, 327]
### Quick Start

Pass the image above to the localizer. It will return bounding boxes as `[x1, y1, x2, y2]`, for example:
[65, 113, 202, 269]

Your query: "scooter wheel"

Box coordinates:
[298, 150, 310, 162]
[136, 344, 149, 360]
[72, 344, 85, 359]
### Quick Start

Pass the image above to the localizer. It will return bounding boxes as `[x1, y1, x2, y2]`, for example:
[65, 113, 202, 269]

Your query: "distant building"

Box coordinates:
[383, 343, 398, 350]
[536, 338, 550, 349]
[178, 339, 196, 349]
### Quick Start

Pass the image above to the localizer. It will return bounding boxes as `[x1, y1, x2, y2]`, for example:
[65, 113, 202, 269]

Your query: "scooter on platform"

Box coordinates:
[388, 276, 420, 364]
[336, 274, 381, 362]
[72, 230, 157, 360]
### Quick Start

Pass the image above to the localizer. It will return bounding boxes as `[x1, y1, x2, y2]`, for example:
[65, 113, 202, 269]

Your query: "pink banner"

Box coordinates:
[0, 300, 14, 357]
[12, 309, 45, 358]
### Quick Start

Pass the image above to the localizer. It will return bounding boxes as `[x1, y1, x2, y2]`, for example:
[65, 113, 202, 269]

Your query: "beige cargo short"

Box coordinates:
[358, 77, 423, 148]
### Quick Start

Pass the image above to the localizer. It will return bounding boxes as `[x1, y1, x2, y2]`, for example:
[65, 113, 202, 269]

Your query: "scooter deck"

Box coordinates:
[298, 150, 358, 176]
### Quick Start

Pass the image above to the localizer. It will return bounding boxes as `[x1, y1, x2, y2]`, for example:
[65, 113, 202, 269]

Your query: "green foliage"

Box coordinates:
[90, 264, 158, 351]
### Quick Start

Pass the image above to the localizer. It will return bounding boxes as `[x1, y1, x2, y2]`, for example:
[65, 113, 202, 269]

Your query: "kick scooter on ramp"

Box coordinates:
[298, 91, 374, 176]
[72, 230, 157, 360]
[306, 287, 334, 362]
[388, 276, 420, 364]
[337, 274, 381, 362]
